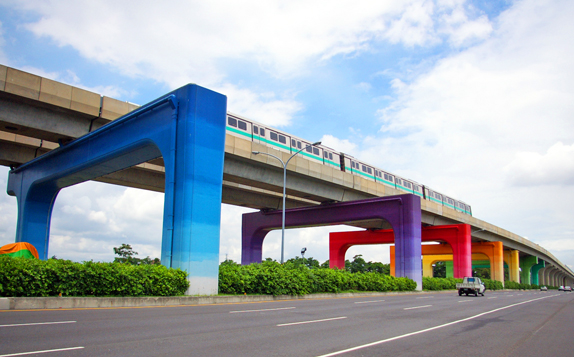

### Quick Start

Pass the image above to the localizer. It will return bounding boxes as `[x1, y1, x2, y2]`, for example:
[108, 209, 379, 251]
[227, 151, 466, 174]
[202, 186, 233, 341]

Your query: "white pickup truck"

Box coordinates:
[456, 277, 486, 297]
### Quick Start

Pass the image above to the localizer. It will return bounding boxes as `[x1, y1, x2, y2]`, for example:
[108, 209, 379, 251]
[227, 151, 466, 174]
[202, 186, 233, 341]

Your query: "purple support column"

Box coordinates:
[241, 194, 422, 289]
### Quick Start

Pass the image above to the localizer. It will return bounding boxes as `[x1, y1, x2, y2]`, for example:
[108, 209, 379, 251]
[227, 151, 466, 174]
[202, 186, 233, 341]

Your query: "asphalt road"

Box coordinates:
[1, 290, 573, 357]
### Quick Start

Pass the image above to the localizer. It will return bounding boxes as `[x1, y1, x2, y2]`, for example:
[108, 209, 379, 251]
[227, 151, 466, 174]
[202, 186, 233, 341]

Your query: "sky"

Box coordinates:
[0, 0, 573, 270]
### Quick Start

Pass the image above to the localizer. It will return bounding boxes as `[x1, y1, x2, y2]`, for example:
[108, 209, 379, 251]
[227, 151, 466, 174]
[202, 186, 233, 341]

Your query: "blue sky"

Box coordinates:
[1, 0, 573, 272]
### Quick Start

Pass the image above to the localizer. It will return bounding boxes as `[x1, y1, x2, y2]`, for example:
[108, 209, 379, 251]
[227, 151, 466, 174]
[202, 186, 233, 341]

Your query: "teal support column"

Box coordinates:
[446, 261, 454, 278]
[531, 260, 545, 285]
[520, 256, 538, 284]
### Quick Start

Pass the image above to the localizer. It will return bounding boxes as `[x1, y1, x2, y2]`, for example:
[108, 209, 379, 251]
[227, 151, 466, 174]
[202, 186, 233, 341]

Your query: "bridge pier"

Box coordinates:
[7, 84, 228, 295]
[329, 224, 472, 279]
[503, 250, 520, 282]
[241, 195, 423, 290]
[531, 260, 545, 285]
[421, 254, 488, 278]
[391, 241, 505, 285]
[520, 256, 538, 284]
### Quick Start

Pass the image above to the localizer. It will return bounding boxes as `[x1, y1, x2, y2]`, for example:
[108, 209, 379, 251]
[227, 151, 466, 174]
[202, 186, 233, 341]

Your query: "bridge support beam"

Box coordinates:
[503, 250, 520, 283]
[391, 241, 504, 285]
[242, 195, 423, 290]
[531, 260, 545, 285]
[329, 224, 471, 279]
[422, 254, 488, 278]
[520, 256, 538, 284]
[7, 84, 227, 295]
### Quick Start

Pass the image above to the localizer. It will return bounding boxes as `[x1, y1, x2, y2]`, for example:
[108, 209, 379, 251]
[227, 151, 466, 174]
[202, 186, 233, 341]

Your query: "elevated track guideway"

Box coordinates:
[1, 64, 572, 284]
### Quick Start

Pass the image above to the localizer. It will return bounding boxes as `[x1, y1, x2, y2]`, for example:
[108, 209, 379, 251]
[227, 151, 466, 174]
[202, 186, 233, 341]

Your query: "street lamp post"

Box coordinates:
[252, 141, 321, 264]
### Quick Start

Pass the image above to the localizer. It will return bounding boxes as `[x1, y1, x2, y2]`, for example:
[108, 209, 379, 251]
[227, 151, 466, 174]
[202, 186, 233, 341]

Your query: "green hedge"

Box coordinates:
[422, 277, 504, 291]
[504, 281, 540, 290]
[219, 260, 416, 295]
[0, 256, 189, 297]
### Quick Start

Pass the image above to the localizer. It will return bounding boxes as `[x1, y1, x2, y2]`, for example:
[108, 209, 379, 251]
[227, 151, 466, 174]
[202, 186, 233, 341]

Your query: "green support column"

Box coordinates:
[446, 261, 454, 278]
[531, 260, 545, 285]
[520, 256, 538, 284]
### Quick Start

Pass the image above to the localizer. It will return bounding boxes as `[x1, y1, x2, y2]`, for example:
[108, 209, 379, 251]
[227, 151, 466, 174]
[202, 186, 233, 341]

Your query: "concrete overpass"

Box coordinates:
[1, 64, 573, 286]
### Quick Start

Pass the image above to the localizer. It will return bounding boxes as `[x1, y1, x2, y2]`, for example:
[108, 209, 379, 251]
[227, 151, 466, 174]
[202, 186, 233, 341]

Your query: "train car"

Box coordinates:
[442, 195, 457, 210]
[395, 176, 414, 194]
[320, 145, 342, 169]
[345, 155, 376, 181]
[424, 187, 443, 205]
[226, 113, 253, 141]
[374, 169, 396, 188]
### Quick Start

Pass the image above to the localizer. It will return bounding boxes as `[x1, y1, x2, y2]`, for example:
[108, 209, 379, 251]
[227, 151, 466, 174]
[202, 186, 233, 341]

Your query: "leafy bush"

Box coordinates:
[482, 278, 503, 290]
[422, 277, 461, 290]
[0, 256, 189, 297]
[218, 261, 416, 296]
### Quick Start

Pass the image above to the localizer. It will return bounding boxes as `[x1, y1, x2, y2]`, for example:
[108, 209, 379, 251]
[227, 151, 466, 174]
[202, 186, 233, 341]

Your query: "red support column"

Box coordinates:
[330, 224, 472, 278]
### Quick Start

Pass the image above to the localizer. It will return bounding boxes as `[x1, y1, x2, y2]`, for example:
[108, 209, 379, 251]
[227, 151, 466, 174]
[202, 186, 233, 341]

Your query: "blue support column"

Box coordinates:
[7, 84, 227, 295]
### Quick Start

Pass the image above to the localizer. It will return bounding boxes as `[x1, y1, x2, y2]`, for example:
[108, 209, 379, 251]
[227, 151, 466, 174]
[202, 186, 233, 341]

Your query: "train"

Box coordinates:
[226, 112, 472, 216]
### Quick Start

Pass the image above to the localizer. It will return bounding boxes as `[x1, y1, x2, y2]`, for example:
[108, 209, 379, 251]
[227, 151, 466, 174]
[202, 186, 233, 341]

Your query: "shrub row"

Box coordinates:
[422, 277, 504, 291]
[219, 260, 416, 296]
[0, 256, 189, 297]
[504, 281, 540, 290]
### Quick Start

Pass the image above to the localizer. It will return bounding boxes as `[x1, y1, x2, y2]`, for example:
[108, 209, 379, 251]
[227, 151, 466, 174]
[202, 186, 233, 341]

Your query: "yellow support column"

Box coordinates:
[503, 250, 520, 282]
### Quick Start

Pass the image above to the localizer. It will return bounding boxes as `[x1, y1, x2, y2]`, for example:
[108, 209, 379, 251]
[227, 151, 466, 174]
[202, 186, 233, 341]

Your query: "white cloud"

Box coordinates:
[505, 142, 574, 186]
[221, 83, 303, 127]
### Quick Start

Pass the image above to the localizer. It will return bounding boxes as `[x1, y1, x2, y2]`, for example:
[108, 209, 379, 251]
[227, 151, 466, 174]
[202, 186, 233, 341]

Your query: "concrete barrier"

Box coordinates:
[0, 291, 438, 310]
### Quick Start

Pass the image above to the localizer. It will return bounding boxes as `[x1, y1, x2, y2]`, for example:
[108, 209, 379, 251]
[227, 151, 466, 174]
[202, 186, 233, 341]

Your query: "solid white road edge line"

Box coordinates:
[0, 321, 76, 328]
[230, 307, 295, 313]
[278, 316, 347, 327]
[316, 294, 558, 357]
[354, 300, 385, 304]
[0, 346, 84, 357]
[403, 305, 432, 310]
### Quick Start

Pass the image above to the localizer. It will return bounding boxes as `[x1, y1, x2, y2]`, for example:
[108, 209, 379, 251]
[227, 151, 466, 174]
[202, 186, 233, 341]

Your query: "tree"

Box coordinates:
[113, 244, 160, 265]
[366, 261, 390, 275]
[433, 261, 446, 278]
[348, 255, 367, 273]
[286, 256, 320, 269]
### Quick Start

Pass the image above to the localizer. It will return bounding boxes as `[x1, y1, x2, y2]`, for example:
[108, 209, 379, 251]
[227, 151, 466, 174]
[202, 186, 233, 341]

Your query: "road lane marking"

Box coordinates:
[277, 316, 346, 327]
[316, 294, 558, 357]
[0, 321, 76, 328]
[458, 300, 472, 303]
[354, 300, 385, 304]
[403, 305, 432, 310]
[416, 296, 434, 299]
[230, 307, 295, 313]
[487, 297, 497, 299]
[0, 346, 84, 356]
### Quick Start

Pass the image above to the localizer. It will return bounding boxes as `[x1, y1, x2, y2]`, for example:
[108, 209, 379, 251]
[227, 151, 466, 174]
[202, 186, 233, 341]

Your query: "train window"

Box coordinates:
[329, 153, 333, 160]
[405, 182, 411, 189]
[228, 117, 237, 127]
[270, 132, 278, 141]
[260, 128, 265, 136]
[238, 121, 247, 130]
[254, 126, 259, 135]
[306, 145, 312, 153]
[292, 139, 296, 147]
[279, 135, 286, 144]
[298, 142, 302, 149]
[368, 167, 372, 174]
[313, 147, 319, 155]
[324, 152, 329, 158]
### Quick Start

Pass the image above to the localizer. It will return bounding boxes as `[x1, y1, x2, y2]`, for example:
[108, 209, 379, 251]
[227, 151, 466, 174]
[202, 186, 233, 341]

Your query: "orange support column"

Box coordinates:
[473, 242, 504, 285]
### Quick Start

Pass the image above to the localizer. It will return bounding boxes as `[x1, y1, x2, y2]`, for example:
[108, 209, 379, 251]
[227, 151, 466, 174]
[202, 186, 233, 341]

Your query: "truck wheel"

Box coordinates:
[458, 290, 463, 296]
[474, 291, 478, 297]
[465, 292, 468, 296]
